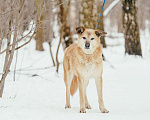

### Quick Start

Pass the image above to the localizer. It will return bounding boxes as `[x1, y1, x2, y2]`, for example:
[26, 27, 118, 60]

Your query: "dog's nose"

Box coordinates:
[85, 43, 90, 49]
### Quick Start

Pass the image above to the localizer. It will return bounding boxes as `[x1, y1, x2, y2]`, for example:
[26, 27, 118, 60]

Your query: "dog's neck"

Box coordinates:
[77, 45, 102, 58]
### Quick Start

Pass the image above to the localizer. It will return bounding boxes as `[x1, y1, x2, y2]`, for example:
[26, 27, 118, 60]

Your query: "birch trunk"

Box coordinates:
[122, 0, 142, 56]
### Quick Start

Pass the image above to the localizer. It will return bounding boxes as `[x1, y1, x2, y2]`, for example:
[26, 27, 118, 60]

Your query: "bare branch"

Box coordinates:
[15, 32, 35, 50]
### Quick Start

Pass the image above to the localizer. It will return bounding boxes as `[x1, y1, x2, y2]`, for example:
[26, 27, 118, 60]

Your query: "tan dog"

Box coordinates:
[63, 26, 109, 113]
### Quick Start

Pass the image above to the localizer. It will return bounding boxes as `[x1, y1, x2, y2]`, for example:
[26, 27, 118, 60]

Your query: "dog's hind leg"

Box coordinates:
[64, 70, 73, 109]
[95, 76, 109, 113]
[84, 80, 91, 109]
[78, 76, 86, 113]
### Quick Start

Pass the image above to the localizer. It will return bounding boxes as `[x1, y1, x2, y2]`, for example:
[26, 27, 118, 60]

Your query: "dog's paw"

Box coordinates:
[80, 108, 86, 113]
[85, 104, 91, 109]
[100, 108, 109, 113]
[65, 104, 71, 109]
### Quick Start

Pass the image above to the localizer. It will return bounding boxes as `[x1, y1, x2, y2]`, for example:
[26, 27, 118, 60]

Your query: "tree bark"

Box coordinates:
[79, 0, 95, 28]
[122, 0, 142, 56]
[56, 34, 62, 73]
[58, 0, 73, 50]
[0, 0, 18, 97]
[56, 0, 71, 72]
[48, 42, 55, 66]
[79, 0, 106, 47]
[45, 0, 55, 66]
[35, 0, 44, 51]
[0, 0, 3, 51]
[97, 1, 106, 48]
[0, 26, 17, 97]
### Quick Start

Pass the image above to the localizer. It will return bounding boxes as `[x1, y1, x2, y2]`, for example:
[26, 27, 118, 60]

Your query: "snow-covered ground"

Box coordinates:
[0, 33, 150, 120]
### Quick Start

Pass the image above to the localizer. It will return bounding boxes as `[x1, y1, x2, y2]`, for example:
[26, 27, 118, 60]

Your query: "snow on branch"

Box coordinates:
[103, 0, 120, 17]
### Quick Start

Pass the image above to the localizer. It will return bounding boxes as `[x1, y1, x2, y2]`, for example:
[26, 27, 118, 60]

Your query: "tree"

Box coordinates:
[122, 0, 142, 56]
[56, 0, 72, 72]
[45, 0, 55, 66]
[0, 0, 35, 97]
[79, 0, 106, 47]
[35, 0, 45, 51]
[79, 0, 96, 29]
[58, 0, 73, 50]
[97, 0, 106, 48]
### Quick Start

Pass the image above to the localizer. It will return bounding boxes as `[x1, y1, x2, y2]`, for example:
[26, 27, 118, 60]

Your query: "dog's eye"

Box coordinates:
[91, 38, 94, 40]
[83, 37, 86, 39]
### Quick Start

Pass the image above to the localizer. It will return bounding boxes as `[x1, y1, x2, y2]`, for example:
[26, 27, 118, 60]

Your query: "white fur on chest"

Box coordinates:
[79, 60, 102, 79]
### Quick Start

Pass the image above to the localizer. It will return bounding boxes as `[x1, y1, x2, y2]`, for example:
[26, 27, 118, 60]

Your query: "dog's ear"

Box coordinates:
[95, 30, 107, 37]
[76, 26, 85, 35]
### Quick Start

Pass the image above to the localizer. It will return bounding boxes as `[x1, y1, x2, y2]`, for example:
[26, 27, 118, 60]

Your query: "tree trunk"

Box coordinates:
[45, 0, 55, 66]
[35, 0, 44, 51]
[56, 34, 62, 73]
[122, 0, 142, 56]
[79, 0, 106, 47]
[58, 0, 73, 50]
[0, 1, 3, 51]
[79, 0, 95, 28]
[0, 0, 18, 97]
[97, 1, 106, 48]
[48, 42, 55, 66]
[55, 0, 72, 72]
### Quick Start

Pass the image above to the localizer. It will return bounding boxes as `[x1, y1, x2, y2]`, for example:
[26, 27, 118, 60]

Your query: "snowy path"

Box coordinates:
[0, 40, 150, 120]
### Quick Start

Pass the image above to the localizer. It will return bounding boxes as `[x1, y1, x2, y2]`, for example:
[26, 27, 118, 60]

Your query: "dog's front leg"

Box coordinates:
[95, 76, 109, 113]
[78, 76, 86, 113]
[84, 80, 91, 109]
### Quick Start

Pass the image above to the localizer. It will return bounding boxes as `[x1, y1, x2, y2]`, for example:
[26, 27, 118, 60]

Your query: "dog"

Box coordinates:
[63, 26, 109, 113]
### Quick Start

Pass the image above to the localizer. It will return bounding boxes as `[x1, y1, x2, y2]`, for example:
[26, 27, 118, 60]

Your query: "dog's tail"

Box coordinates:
[70, 75, 78, 96]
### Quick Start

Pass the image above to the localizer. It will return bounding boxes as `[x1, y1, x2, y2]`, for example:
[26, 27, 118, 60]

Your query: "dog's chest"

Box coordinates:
[79, 58, 101, 78]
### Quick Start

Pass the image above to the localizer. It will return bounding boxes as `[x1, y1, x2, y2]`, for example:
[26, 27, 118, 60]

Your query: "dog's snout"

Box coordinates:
[85, 43, 90, 49]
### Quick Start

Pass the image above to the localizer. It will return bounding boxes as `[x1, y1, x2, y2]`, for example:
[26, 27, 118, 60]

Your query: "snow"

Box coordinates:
[0, 31, 150, 120]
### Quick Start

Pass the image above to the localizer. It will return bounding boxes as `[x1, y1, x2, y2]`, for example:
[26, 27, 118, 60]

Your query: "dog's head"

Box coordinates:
[76, 26, 107, 54]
